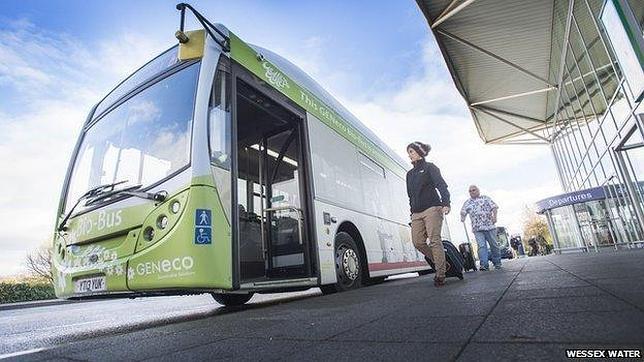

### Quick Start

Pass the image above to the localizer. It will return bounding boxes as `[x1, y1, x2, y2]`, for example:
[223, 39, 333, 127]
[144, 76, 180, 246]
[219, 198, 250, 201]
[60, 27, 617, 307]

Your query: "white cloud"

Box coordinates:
[95, 32, 168, 79]
[294, 36, 326, 75]
[0, 20, 165, 276]
[285, 39, 562, 242]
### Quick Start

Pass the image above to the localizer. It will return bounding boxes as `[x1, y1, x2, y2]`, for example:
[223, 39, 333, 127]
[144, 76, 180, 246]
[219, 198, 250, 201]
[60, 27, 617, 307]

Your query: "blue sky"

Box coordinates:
[0, 1, 559, 276]
[0, 0, 428, 103]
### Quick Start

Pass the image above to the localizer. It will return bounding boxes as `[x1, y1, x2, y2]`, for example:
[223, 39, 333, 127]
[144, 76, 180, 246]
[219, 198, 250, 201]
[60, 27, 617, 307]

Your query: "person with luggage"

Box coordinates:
[537, 235, 551, 255]
[460, 185, 502, 270]
[528, 236, 539, 256]
[406, 141, 453, 287]
[459, 242, 477, 272]
[510, 235, 521, 257]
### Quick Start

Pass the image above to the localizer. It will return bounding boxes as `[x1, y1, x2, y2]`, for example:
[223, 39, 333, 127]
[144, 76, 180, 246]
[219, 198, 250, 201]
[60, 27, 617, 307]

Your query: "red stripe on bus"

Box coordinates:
[368, 261, 428, 271]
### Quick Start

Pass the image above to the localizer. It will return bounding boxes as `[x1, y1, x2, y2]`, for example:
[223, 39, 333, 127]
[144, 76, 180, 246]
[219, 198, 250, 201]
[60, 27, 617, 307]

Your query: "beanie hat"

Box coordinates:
[407, 141, 431, 157]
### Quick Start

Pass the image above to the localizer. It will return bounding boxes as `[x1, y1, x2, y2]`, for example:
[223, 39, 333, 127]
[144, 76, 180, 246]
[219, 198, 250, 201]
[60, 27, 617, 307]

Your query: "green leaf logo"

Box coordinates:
[262, 61, 290, 90]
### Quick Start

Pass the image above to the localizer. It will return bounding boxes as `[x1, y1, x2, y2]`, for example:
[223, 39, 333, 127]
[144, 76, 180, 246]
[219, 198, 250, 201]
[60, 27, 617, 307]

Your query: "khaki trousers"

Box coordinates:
[411, 206, 446, 279]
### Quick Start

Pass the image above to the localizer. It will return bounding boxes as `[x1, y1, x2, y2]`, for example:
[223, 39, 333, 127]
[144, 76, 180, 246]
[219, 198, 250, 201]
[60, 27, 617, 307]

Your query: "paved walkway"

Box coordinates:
[16, 250, 644, 361]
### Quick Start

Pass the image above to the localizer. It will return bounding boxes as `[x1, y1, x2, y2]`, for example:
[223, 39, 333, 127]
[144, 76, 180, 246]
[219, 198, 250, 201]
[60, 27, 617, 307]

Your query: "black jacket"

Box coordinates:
[406, 159, 450, 213]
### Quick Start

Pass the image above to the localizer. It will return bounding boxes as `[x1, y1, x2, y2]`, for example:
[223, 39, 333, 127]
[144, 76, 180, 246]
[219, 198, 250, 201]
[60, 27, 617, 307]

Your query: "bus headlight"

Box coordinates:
[157, 215, 169, 229]
[134, 189, 189, 253]
[143, 226, 155, 241]
[171, 201, 181, 214]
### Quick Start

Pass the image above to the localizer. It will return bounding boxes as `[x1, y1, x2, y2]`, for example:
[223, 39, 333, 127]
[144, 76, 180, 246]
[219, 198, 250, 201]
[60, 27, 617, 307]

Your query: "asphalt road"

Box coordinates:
[0, 288, 323, 359]
[2, 250, 644, 361]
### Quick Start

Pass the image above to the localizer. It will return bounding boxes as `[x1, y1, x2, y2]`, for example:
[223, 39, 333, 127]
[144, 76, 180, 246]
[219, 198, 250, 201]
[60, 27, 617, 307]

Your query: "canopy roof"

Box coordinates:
[416, 0, 613, 144]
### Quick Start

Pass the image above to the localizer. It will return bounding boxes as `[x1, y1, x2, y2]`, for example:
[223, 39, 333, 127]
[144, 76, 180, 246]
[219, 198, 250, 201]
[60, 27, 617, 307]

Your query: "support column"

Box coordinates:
[571, 206, 589, 252]
[551, 143, 567, 190]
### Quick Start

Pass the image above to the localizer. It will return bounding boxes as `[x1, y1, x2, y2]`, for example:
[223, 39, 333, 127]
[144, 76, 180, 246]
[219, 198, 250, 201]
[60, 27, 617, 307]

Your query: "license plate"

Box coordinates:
[74, 276, 106, 293]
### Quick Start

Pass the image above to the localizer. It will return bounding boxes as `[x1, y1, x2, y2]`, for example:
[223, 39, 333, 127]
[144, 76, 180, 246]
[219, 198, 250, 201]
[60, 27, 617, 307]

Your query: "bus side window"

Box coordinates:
[208, 63, 232, 170]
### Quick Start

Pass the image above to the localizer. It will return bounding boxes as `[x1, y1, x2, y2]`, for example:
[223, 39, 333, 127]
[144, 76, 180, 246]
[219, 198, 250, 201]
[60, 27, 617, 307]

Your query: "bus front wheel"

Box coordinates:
[321, 232, 363, 294]
[211, 292, 254, 306]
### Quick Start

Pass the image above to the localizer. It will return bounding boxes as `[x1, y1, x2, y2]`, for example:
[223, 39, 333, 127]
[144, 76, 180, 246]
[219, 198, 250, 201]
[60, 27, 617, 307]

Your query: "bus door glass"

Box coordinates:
[263, 127, 305, 277]
[234, 76, 308, 281]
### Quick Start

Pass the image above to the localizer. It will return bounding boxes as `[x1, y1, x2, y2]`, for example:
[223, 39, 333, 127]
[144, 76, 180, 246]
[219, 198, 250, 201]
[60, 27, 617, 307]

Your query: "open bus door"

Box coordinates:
[231, 64, 316, 287]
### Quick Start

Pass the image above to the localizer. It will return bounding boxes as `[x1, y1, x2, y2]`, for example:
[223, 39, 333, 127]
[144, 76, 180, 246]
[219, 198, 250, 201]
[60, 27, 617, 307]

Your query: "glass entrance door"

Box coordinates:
[574, 201, 616, 250]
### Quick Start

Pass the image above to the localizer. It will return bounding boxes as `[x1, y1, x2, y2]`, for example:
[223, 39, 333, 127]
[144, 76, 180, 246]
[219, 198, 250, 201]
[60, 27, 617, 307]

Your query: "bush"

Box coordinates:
[0, 281, 56, 304]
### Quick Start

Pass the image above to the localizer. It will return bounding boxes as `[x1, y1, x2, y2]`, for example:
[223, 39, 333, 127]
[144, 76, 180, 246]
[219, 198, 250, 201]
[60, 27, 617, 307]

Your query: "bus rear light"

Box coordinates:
[143, 226, 155, 241]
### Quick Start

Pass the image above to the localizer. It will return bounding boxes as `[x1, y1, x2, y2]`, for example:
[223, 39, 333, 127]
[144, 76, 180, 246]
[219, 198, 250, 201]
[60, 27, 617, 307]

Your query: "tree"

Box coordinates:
[24, 244, 54, 284]
[521, 205, 553, 253]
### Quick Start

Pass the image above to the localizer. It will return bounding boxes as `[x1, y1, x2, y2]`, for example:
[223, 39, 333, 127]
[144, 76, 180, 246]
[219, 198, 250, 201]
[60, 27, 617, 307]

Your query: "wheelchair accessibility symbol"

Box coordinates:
[194, 209, 212, 245]
[195, 227, 212, 244]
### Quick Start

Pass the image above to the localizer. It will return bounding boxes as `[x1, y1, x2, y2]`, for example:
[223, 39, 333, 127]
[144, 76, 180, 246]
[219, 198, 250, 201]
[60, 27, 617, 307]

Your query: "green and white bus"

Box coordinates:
[52, 4, 450, 306]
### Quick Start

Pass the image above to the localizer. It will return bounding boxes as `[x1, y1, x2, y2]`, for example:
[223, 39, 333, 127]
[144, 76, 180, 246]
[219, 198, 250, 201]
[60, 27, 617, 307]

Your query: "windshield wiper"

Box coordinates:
[57, 180, 130, 232]
[84, 185, 167, 206]
[84, 184, 143, 206]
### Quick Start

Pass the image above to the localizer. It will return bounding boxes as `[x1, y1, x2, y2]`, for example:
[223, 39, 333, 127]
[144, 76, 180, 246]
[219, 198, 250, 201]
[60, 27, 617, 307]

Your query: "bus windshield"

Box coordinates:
[64, 62, 200, 213]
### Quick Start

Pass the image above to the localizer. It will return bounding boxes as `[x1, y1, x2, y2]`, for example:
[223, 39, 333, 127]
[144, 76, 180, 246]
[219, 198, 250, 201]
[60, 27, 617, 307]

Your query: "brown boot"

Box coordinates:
[433, 276, 446, 287]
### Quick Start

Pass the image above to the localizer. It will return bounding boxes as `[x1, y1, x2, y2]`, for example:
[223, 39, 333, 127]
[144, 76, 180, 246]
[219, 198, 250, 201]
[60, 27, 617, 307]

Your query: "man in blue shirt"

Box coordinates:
[460, 185, 502, 270]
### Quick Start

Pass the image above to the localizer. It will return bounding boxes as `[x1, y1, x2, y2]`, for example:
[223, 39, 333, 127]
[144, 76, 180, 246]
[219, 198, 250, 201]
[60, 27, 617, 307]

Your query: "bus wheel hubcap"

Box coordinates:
[342, 249, 359, 281]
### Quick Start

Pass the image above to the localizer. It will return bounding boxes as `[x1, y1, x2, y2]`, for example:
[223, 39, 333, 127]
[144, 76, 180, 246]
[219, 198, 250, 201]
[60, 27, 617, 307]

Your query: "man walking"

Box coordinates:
[460, 185, 502, 270]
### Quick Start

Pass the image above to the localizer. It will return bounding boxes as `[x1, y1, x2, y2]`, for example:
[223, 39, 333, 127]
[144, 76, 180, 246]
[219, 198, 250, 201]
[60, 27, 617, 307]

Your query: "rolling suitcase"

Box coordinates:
[459, 243, 477, 272]
[426, 240, 464, 280]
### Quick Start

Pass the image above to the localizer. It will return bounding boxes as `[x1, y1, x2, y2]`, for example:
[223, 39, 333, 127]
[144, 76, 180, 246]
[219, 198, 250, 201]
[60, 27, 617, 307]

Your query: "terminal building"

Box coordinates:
[417, 0, 644, 252]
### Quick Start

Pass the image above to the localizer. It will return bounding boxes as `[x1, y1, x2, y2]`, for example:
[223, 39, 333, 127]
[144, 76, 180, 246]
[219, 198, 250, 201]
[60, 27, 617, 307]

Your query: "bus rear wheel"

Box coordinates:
[321, 232, 363, 294]
[211, 292, 254, 306]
